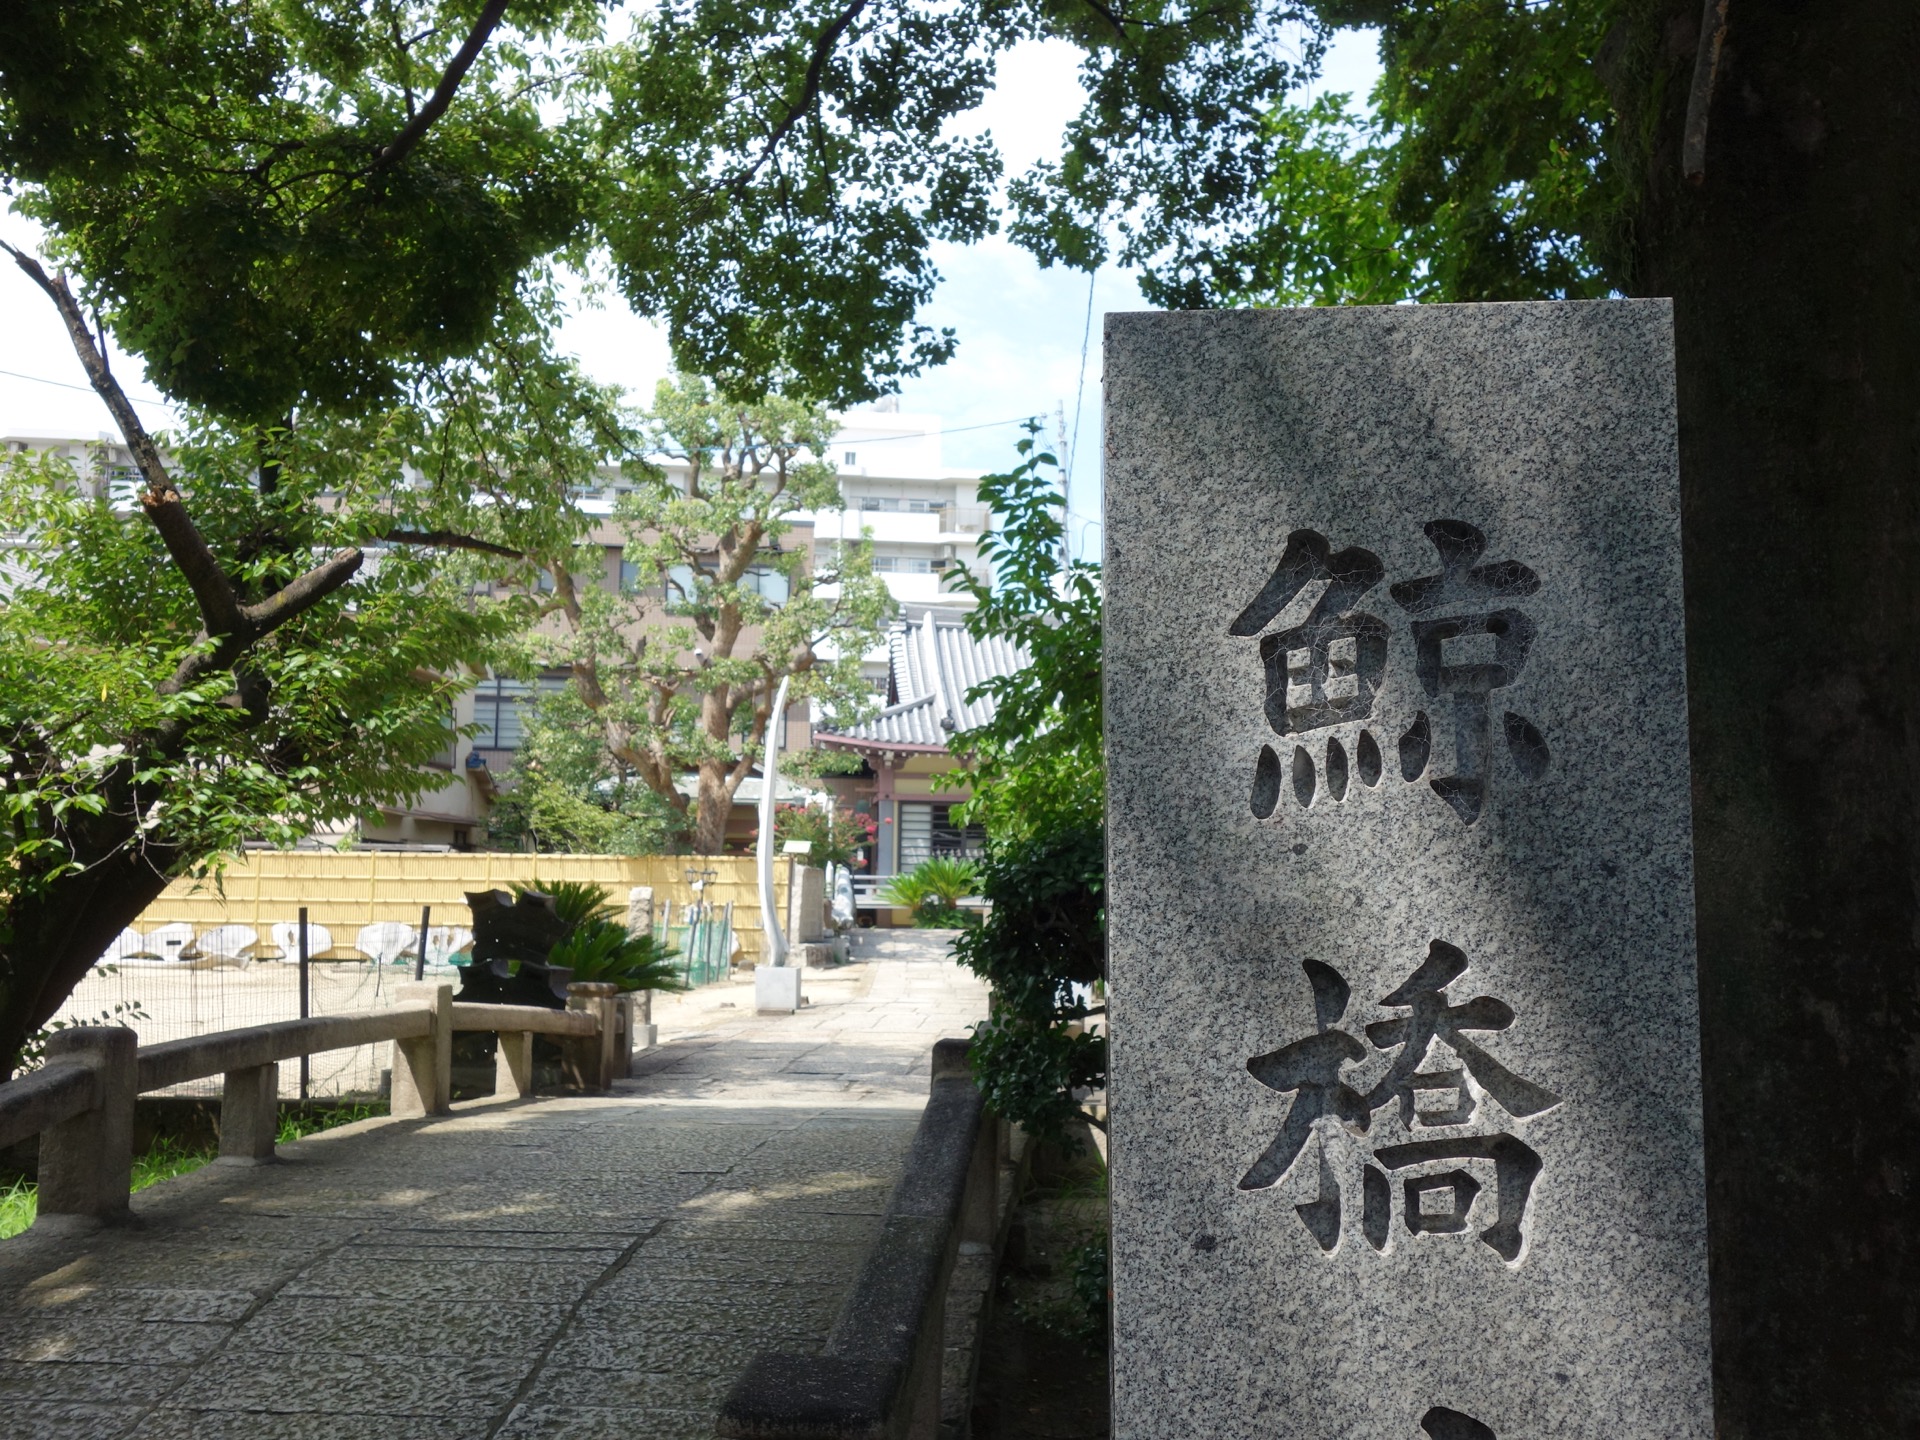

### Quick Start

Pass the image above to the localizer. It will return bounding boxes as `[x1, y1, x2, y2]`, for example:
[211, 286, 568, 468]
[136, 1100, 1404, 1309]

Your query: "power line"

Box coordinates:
[0, 365, 179, 410]
[1064, 269, 1098, 567]
[838, 413, 1038, 445]
[1066, 269, 1097, 488]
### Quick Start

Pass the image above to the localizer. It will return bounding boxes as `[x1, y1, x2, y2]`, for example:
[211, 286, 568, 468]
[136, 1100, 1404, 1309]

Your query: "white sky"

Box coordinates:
[0, 27, 1385, 552]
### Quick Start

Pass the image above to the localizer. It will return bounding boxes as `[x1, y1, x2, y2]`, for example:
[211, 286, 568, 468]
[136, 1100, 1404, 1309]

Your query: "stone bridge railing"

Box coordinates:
[717, 1037, 1015, 1440]
[0, 980, 644, 1232]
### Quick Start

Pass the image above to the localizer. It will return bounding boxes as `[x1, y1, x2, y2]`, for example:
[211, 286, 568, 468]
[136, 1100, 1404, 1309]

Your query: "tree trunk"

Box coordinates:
[1633, 3, 1920, 1431]
[0, 848, 177, 1075]
[693, 762, 734, 856]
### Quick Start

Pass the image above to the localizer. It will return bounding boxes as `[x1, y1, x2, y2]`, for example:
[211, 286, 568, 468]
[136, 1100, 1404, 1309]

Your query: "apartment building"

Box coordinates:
[794, 400, 993, 692]
[3, 404, 1003, 851]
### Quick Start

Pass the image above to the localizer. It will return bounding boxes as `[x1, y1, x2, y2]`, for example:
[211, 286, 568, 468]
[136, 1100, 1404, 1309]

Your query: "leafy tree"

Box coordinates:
[487, 688, 686, 855]
[1, 0, 1317, 416]
[530, 375, 894, 856]
[0, 0, 1317, 1065]
[770, 801, 876, 870]
[941, 429, 1107, 1138]
[941, 426, 1104, 839]
[0, 292, 617, 1072]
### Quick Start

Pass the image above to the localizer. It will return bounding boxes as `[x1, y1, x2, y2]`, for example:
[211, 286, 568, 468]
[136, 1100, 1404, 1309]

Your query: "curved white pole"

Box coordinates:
[756, 675, 791, 967]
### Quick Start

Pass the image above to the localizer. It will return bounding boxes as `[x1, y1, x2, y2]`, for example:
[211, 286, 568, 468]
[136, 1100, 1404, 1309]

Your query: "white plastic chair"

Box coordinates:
[424, 925, 473, 966]
[270, 920, 334, 961]
[107, 927, 150, 960]
[193, 924, 258, 967]
[144, 922, 196, 963]
[356, 921, 419, 965]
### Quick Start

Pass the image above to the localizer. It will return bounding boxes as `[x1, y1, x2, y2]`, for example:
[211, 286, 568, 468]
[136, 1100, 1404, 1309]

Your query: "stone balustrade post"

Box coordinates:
[960, 1113, 1000, 1250]
[35, 1027, 137, 1230]
[392, 982, 452, 1117]
[218, 1061, 281, 1163]
[495, 1030, 535, 1099]
[611, 995, 637, 1079]
[563, 982, 619, 1091]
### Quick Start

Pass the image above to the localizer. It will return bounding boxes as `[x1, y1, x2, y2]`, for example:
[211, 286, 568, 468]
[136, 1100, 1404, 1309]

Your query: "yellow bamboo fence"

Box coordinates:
[132, 851, 787, 964]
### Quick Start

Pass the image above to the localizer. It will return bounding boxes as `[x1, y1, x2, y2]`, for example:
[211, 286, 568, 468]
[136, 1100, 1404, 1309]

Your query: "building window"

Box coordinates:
[844, 451, 858, 466]
[742, 565, 790, 605]
[664, 562, 699, 607]
[872, 556, 935, 574]
[860, 496, 888, 511]
[897, 802, 987, 868]
[470, 676, 570, 750]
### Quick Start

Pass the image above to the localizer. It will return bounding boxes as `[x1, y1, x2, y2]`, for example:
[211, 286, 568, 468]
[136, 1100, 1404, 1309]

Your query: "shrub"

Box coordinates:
[770, 802, 877, 869]
[880, 856, 981, 927]
[951, 822, 1106, 1141]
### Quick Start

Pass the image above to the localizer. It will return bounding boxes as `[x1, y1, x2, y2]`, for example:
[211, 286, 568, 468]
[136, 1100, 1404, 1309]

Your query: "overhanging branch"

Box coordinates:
[381, 527, 522, 558]
[732, 0, 871, 194]
[3, 244, 171, 500]
[374, 0, 513, 170]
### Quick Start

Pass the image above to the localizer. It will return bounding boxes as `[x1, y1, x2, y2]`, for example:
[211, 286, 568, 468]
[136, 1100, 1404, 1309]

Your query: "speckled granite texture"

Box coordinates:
[1104, 303, 1712, 1440]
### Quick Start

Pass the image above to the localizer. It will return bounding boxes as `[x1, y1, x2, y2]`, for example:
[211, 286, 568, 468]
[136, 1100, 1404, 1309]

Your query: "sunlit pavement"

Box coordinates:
[0, 933, 984, 1440]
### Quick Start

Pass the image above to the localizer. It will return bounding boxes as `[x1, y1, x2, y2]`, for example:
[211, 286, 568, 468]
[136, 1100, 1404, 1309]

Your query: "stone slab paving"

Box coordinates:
[0, 935, 983, 1439]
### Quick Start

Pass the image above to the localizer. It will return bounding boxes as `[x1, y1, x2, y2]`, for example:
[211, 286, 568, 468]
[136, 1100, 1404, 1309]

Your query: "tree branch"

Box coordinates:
[381, 528, 522, 558]
[3, 244, 171, 500]
[242, 548, 364, 631]
[732, 0, 871, 194]
[2, 244, 264, 646]
[142, 491, 248, 637]
[373, 0, 512, 170]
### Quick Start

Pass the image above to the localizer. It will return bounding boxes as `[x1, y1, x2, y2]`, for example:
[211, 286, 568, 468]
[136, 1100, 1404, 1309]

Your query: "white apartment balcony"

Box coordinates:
[879, 570, 976, 605]
[800, 505, 992, 545]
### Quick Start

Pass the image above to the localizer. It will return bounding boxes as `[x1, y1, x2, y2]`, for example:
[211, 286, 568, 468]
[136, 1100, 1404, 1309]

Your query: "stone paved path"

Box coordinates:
[0, 934, 983, 1440]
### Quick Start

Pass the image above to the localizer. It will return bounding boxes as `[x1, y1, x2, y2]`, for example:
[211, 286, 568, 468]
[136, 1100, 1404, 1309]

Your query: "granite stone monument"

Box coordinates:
[1104, 302, 1712, 1439]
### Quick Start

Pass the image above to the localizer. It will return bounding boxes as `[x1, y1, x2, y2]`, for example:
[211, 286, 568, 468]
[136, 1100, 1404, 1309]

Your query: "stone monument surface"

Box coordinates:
[1103, 302, 1712, 1439]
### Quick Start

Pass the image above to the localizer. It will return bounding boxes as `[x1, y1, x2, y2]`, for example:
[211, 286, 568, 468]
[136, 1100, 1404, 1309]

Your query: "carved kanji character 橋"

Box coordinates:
[1236, 959, 1370, 1251]
[1389, 519, 1551, 825]
[1238, 942, 1561, 1263]
[1229, 530, 1390, 818]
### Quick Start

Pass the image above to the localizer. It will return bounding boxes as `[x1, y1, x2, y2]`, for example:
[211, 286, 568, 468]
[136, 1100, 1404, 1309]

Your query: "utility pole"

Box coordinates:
[1055, 399, 1070, 567]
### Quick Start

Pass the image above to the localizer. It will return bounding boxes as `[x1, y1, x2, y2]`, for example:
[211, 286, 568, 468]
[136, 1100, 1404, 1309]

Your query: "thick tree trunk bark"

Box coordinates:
[693, 762, 733, 856]
[1634, 3, 1920, 1432]
[0, 849, 176, 1075]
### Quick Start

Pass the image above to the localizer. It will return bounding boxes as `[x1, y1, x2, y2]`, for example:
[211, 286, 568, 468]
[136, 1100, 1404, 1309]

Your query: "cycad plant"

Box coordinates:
[879, 857, 981, 928]
[513, 881, 686, 993]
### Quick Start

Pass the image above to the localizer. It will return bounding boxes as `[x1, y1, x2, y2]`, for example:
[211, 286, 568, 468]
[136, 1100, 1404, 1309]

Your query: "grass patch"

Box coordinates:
[0, 1099, 388, 1241]
[278, 1101, 383, 1144]
[0, 1177, 32, 1241]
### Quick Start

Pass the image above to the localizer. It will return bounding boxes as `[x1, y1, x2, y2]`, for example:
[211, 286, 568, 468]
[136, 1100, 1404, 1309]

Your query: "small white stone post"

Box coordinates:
[625, 887, 658, 1051]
